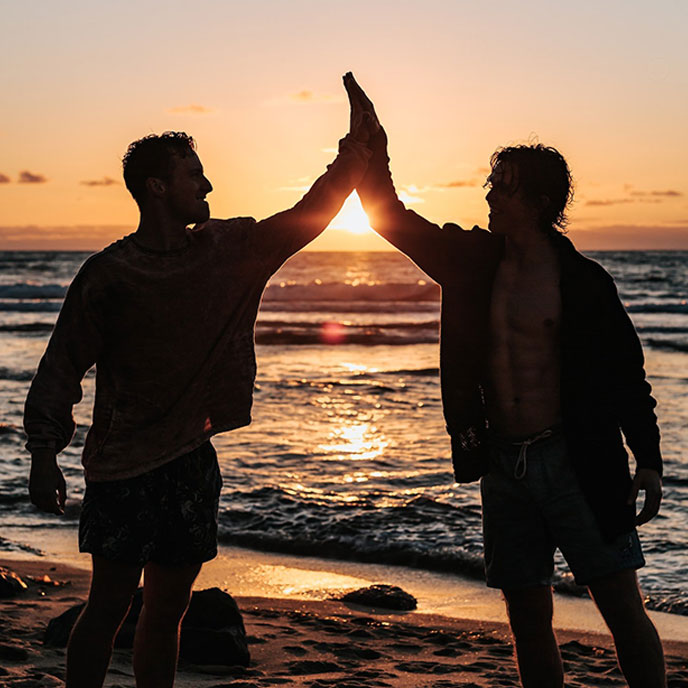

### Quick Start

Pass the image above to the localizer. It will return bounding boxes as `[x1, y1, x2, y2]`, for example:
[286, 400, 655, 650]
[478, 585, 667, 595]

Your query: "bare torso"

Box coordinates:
[485, 241, 562, 438]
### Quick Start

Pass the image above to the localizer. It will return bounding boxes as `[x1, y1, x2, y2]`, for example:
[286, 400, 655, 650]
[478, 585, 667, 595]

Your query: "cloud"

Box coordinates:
[0, 173, 10, 184]
[18, 170, 48, 184]
[585, 188, 684, 206]
[398, 180, 480, 194]
[279, 185, 311, 192]
[167, 104, 214, 114]
[569, 224, 688, 250]
[629, 189, 683, 198]
[435, 179, 478, 188]
[399, 189, 425, 205]
[80, 176, 119, 187]
[584, 198, 634, 206]
[0, 224, 131, 250]
[287, 90, 343, 104]
[279, 175, 314, 193]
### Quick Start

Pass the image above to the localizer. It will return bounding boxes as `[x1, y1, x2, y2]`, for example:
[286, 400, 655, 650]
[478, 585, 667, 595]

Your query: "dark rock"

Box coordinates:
[0, 567, 29, 598]
[339, 584, 417, 611]
[0, 642, 29, 661]
[44, 603, 85, 647]
[180, 587, 250, 666]
[45, 587, 249, 666]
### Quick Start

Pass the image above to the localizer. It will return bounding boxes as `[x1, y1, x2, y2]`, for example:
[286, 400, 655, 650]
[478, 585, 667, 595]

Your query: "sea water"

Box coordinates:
[0, 249, 686, 614]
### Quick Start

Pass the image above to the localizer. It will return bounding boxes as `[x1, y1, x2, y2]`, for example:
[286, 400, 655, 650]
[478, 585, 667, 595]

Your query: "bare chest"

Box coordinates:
[489, 261, 562, 345]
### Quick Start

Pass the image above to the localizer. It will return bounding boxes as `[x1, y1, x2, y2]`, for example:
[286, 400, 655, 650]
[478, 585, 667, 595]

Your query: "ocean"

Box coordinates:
[0, 249, 686, 615]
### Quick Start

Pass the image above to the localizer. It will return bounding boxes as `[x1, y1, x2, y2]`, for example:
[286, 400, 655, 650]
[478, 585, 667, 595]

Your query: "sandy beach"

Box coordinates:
[2, 550, 687, 688]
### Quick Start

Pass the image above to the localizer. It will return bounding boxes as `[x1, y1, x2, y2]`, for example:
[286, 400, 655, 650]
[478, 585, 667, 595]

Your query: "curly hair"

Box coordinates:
[488, 144, 574, 234]
[122, 131, 196, 206]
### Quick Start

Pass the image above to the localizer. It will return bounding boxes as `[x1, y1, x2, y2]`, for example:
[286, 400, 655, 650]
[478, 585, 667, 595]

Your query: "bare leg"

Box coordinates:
[66, 555, 143, 688]
[588, 569, 666, 687]
[132, 561, 202, 688]
[502, 585, 564, 688]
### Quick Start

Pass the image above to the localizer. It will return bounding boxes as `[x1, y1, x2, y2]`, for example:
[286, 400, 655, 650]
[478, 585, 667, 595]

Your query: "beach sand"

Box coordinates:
[1, 552, 688, 687]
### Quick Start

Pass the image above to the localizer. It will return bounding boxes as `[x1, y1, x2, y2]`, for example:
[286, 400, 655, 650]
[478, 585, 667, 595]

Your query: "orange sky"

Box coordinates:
[1, 1, 687, 250]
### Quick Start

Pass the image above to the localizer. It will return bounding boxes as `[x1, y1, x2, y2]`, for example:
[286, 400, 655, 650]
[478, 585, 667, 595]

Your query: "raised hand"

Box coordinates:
[343, 72, 386, 143]
[343, 72, 382, 135]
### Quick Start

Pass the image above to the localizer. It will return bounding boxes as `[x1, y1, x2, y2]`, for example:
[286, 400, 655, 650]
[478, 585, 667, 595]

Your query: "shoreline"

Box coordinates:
[1, 555, 688, 687]
[4, 528, 688, 641]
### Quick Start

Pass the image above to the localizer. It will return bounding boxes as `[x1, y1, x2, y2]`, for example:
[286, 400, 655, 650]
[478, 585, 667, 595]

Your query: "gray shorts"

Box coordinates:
[480, 428, 644, 589]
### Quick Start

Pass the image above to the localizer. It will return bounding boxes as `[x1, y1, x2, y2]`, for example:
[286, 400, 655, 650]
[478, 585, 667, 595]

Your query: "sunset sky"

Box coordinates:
[1, 0, 687, 250]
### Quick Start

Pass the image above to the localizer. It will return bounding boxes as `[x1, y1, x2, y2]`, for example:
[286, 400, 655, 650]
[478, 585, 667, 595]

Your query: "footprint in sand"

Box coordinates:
[287, 659, 345, 675]
[283, 645, 308, 656]
[394, 660, 460, 674]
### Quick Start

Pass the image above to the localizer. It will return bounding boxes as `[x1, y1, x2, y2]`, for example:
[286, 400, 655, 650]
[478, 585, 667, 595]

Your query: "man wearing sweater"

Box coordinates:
[25, 82, 373, 688]
[344, 73, 665, 688]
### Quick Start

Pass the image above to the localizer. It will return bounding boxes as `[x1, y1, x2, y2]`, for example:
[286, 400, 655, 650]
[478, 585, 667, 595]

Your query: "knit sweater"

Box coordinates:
[24, 136, 371, 481]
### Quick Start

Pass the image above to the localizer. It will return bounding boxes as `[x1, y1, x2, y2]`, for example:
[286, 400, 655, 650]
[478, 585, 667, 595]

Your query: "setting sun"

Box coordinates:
[327, 192, 373, 235]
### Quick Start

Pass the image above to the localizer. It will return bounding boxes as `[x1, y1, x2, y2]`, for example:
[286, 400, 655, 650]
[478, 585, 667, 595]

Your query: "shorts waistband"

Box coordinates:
[488, 423, 563, 448]
[487, 424, 563, 480]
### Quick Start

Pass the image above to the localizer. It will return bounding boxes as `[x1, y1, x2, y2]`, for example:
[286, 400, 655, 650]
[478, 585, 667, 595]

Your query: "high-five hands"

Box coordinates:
[343, 72, 385, 147]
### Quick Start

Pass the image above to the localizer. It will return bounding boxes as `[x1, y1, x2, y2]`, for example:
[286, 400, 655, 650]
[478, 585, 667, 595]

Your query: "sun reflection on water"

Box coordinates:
[318, 421, 389, 461]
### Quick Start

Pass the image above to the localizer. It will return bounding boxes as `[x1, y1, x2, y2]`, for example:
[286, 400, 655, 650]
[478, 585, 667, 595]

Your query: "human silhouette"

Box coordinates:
[25, 81, 374, 688]
[344, 72, 665, 688]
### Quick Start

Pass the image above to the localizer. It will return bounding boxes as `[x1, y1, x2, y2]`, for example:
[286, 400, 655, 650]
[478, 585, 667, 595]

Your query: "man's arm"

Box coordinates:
[245, 78, 375, 272]
[251, 133, 372, 270]
[597, 272, 662, 525]
[24, 266, 103, 514]
[344, 73, 463, 284]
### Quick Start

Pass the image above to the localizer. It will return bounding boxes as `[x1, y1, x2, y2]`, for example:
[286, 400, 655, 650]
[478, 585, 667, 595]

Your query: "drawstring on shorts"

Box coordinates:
[512, 428, 554, 480]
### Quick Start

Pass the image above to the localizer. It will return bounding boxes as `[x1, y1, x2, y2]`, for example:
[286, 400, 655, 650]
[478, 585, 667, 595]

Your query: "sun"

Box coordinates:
[327, 191, 373, 235]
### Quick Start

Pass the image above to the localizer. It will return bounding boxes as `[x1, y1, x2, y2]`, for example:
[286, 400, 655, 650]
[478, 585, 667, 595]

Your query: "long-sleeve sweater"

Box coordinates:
[24, 135, 371, 482]
[357, 133, 662, 541]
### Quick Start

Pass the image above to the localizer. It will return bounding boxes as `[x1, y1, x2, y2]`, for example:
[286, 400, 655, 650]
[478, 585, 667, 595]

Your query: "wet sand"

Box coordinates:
[1, 556, 687, 687]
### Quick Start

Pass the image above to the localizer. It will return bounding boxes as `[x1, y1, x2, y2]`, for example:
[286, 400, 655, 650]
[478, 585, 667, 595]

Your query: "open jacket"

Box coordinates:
[357, 135, 662, 541]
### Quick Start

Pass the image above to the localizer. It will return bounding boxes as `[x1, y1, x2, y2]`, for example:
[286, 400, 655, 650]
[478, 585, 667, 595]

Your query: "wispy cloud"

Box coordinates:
[435, 179, 478, 188]
[586, 188, 684, 206]
[399, 188, 425, 205]
[629, 189, 683, 198]
[278, 175, 314, 192]
[18, 170, 48, 184]
[287, 90, 343, 104]
[167, 104, 214, 114]
[585, 198, 634, 206]
[569, 224, 688, 250]
[0, 173, 10, 184]
[0, 225, 130, 250]
[80, 177, 119, 187]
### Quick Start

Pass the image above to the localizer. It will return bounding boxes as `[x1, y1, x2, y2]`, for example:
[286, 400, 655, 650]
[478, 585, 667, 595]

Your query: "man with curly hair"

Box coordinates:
[344, 73, 665, 687]
[25, 85, 374, 687]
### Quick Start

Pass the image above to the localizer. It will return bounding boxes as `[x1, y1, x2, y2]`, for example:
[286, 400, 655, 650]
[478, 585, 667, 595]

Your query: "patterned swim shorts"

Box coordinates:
[79, 442, 222, 567]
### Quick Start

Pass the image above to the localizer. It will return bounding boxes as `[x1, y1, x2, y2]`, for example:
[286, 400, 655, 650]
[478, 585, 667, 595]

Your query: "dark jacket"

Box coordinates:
[358, 139, 662, 542]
